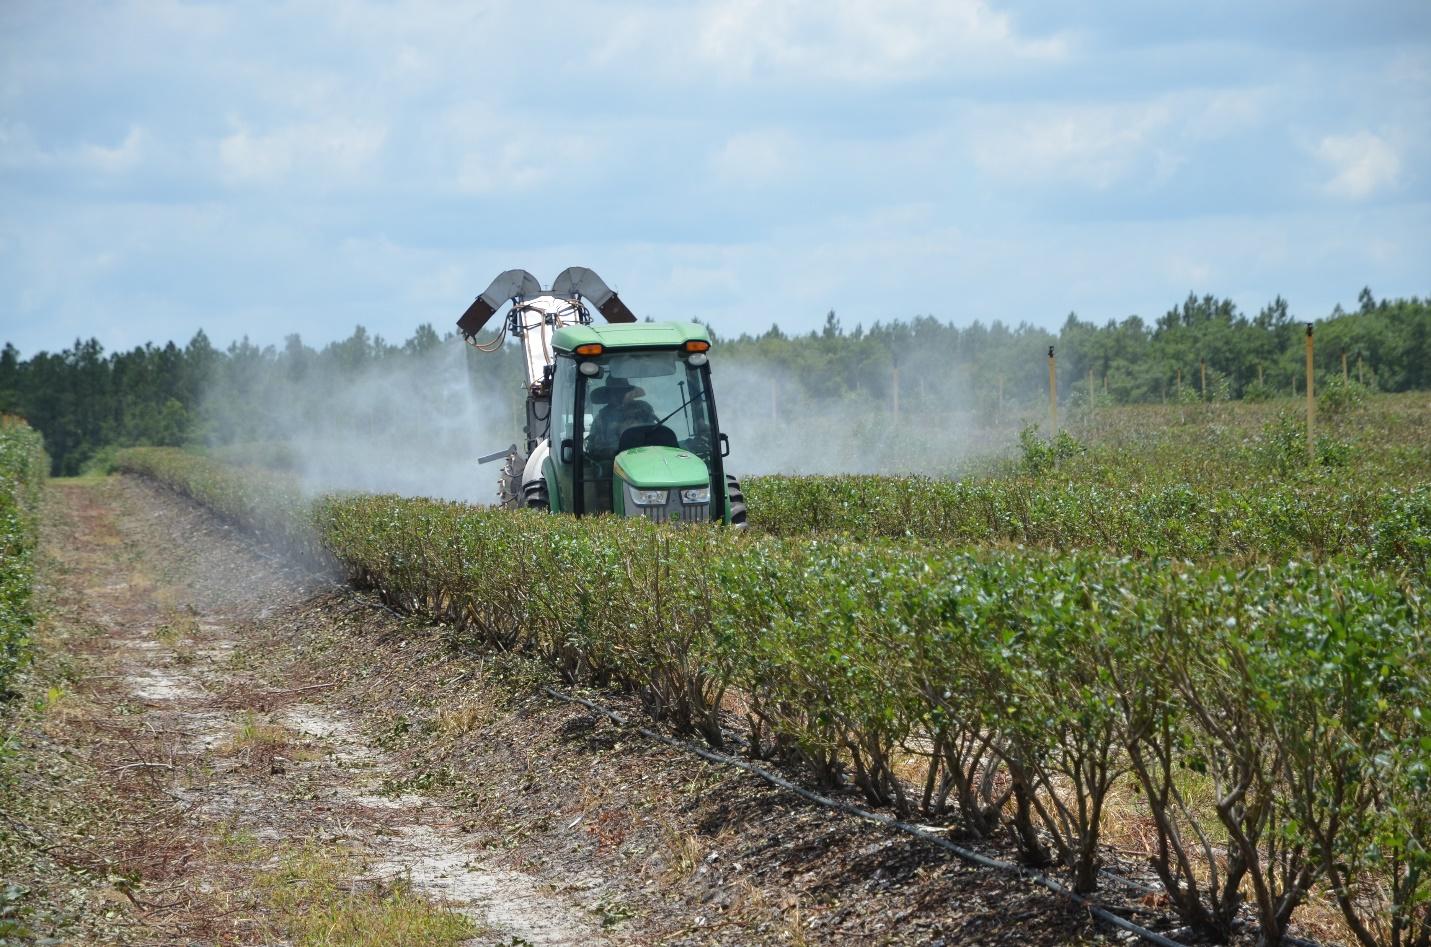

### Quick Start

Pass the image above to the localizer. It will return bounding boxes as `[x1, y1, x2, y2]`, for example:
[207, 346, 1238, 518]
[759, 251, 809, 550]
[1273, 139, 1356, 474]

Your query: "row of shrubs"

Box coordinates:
[744, 474, 1430, 578]
[115, 447, 1428, 946]
[0, 418, 47, 699]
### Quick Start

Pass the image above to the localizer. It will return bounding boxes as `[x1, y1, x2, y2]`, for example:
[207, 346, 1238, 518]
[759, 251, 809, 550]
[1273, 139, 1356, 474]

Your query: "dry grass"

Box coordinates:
[255, 845, 480, 947]
[217, 711, 290, 756]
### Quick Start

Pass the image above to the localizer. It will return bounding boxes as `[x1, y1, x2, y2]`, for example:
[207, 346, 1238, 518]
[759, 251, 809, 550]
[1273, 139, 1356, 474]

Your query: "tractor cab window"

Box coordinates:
[583, 353, 713, 463]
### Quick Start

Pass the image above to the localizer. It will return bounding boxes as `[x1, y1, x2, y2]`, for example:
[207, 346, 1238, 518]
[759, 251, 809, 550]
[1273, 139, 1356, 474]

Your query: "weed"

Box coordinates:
[218, 712, 289, 757]
[255, 845, 479, 947]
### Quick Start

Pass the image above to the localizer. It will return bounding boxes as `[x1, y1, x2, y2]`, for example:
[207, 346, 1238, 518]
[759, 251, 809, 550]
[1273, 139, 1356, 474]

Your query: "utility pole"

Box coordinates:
[1305, 324, 1316, 463]
[1048, 346, 1057, 433]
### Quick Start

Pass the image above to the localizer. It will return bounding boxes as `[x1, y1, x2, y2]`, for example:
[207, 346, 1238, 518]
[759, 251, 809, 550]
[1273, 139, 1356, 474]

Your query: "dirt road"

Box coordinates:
[6, 476, 1120, 944]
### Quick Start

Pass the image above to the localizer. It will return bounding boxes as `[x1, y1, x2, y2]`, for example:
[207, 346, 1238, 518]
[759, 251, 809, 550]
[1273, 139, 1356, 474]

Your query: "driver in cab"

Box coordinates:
[588, 377, 656, 459]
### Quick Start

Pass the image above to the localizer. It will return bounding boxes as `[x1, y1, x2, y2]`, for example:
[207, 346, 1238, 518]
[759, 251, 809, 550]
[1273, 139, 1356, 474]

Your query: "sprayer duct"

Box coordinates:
[457, 268, 543, 339]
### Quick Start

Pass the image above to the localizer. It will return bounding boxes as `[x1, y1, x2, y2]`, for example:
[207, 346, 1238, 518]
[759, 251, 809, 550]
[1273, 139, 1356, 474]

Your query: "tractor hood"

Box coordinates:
[613, 446, 709, 488]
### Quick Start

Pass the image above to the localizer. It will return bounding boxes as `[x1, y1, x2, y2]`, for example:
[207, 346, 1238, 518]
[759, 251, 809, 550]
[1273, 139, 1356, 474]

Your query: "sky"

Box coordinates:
[1, 0, 1428, 356]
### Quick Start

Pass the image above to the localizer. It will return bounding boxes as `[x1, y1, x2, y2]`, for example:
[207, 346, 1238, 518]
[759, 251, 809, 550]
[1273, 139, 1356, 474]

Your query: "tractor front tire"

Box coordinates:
[523, 479, 550, 511]
[725, 474, 748, 529]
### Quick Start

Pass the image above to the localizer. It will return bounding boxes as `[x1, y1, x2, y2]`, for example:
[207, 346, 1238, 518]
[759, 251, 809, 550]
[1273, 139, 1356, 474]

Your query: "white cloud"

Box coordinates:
[455, 139, 550, 194]
[710, 130, 797, 184]
[600, 0, 1067, 83]
[0, 123, 147, 174]
[435, 104, 607, 195]
[969, 102, 1176, 189]
[218, 120, 387, 186]
[1316, 131, 1401, 199]
[76, 125, 146, 173]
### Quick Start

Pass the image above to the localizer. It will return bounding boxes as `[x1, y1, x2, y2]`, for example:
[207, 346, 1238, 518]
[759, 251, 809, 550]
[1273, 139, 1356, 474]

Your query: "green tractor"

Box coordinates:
[459, 268, 747, 526]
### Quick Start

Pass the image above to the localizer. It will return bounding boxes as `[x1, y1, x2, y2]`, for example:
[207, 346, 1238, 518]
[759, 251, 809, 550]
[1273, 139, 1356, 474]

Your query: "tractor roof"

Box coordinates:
[552, 321, 711, 353]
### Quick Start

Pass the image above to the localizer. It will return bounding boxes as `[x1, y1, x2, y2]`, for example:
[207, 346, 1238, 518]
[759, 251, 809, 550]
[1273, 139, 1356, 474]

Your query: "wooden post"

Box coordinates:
[998, 373, 1005, 416]
[1176, 366, 1182, 398]
[1048, 346, 1057, 433]
[1358, 356, 1364, 386]
[1258, 363, 1264, 386]
[1342, 351, 1349, 383]
[1088, 366, 1095, 411]
[1305, 323, 1316, 463]
[1103, 372, 1108, 395]
[1200, 359, 1207, 400]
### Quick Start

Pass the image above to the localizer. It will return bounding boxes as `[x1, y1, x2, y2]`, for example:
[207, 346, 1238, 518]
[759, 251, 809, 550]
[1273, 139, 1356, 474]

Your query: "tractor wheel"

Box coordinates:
[725, 474, 748, 529]
[522, 479, 550, 511]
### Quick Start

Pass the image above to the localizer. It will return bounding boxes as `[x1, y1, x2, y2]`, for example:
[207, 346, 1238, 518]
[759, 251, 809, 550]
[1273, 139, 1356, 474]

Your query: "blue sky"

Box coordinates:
[1, 0, 1428, 355]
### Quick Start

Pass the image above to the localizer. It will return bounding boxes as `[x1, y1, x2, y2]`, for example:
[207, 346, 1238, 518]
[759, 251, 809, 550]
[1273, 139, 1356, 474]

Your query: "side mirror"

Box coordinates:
[719, 433, 731, 458]
[560, 438, 574, 464]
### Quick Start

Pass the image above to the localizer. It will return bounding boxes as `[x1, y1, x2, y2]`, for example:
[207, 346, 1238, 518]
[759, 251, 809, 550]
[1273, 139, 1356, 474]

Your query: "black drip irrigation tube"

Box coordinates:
[542, 686, 1190, 947]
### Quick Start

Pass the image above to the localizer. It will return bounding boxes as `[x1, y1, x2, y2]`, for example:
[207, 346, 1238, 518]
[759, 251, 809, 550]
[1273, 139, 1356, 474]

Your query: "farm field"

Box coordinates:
[2, 394, 1428, 946]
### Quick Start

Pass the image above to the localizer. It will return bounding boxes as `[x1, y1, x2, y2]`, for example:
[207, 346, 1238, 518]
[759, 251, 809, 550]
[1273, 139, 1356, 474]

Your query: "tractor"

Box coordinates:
[458, 268, 747, 526]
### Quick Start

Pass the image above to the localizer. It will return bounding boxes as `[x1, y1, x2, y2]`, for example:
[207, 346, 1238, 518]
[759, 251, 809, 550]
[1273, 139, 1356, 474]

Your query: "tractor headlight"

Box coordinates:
[680, 487, 710, 504]
[629, 488, 669, 506]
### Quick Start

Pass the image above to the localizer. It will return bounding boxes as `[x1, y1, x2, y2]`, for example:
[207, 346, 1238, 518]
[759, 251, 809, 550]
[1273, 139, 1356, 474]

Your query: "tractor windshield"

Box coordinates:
[584, 352, 714, 464]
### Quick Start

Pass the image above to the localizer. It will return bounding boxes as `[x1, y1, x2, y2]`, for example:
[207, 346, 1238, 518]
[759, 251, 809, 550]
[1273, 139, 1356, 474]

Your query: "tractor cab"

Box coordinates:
[548, 323, 735, 524]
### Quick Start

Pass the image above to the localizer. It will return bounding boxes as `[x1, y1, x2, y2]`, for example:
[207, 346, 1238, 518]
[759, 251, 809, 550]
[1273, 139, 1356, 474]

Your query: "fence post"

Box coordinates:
[1342, 351, 1348, 383]
[1048, 346, 1057, 434]
[1305, 323, 1316, 463]
[1200, 359, 1207, 400]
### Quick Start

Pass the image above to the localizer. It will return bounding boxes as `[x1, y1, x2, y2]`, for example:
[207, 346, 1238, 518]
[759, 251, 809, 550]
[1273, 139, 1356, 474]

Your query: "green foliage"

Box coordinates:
[1243, 378, 1274, 402]
[118, 448, 1431, 943]
[0, 417, 46, 700]
[741, 473, 1428, 579]
[1017, 424, 1083, 475]
[1251, 412, 1354, 475]
[1319, 373, 1370, 416]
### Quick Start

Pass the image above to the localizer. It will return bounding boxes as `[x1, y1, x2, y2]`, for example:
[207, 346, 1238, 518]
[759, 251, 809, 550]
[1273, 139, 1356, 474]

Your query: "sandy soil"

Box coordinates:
[27, 476, 610, 945]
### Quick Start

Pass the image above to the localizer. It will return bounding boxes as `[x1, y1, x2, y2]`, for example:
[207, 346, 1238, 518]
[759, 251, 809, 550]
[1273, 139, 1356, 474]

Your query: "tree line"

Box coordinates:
[2, 288, 1427, 475]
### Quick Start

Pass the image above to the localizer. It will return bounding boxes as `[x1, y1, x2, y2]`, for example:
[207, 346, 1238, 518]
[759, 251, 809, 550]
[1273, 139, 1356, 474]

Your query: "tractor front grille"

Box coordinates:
[627, 490, 710, 524]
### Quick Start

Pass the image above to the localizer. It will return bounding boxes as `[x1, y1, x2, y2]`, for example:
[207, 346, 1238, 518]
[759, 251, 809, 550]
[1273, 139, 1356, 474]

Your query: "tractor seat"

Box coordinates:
[618, 424, 679, 453]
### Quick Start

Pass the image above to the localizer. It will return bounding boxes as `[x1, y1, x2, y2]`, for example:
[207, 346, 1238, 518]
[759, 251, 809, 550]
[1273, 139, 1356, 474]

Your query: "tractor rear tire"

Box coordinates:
[523, 479, 550, 511]
[725, 474, 748, 529]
